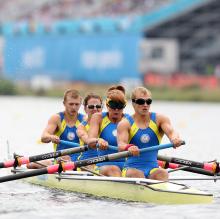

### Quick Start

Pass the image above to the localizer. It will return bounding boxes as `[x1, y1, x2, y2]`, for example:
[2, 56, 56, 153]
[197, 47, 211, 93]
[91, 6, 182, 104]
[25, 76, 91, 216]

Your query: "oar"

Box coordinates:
[0, 145, 89, 169]
[100, 142, 185, 152]
[0, 141, 182, 183]
[60, 140, 118, 151]
[59, 140, 81, 147]
[158, 160, 220, 176]
[158, 155, 220, 175]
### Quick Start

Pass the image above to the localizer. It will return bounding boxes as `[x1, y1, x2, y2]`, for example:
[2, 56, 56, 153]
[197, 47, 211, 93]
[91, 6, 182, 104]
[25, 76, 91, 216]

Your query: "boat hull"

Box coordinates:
[23, 171, 213, 205]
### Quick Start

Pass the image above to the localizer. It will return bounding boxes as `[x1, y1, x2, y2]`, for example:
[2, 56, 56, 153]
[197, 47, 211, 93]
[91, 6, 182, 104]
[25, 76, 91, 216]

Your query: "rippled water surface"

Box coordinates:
[1, 96, 220, 218]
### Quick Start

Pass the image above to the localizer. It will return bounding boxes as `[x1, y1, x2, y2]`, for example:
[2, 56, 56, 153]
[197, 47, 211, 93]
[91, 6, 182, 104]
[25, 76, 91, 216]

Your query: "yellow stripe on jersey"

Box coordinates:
[54, 119, 67, 151]
[99, 115, 111, 136]
[129, 119, 163, 144]
[148, 120, 163, 143]
[129, 123, 139, 143]
[53, 118, 82, 151]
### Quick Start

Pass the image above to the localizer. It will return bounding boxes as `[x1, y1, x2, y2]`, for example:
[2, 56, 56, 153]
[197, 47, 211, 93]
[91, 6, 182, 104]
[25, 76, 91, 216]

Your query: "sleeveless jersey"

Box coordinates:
[78, 120, 98, 160]
[98, 112, 129, 162]
[54, 112, 84, 161]
[124, 112, 163, 168]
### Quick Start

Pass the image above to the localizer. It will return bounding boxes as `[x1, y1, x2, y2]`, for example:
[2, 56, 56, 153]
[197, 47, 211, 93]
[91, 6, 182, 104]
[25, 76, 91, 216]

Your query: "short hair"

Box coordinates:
[131, 87, 152, 99]
[63, 89, 81, 102]
[83, 93, 102, 107]
[107, 85, 126, 95]
[107, 89, 126, 105]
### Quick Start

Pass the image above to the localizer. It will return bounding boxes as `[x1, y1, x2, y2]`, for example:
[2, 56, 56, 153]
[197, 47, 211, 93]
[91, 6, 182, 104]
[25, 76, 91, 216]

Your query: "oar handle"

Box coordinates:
[107, 145, 118, 151]
[59, 140, 80, 147]
[106, 141, 185, 153]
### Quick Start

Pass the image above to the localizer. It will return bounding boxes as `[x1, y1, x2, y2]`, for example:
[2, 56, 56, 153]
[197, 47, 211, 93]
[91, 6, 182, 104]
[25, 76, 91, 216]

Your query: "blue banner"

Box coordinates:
[4, 33, 140, 83]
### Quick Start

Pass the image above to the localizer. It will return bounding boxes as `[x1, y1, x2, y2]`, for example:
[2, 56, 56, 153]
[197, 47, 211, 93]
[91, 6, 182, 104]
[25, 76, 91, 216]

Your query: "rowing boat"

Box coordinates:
[1, 142, 214, 204]
[17, 169, 213, 205]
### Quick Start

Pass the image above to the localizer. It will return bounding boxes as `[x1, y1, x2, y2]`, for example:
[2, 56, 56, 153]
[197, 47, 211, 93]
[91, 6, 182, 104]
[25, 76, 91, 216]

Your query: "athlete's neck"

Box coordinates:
[64, 111, 78, 124]
[134, 112, 150, 124]
[109, 114, 123, 123]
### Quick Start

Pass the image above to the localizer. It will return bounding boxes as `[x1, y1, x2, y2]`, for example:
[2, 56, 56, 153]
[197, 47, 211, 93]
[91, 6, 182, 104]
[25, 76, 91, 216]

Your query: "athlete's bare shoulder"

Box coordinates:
[48, 113, 61, 125]
[118, 116, 131, 129]
[156, 113, 171, 126]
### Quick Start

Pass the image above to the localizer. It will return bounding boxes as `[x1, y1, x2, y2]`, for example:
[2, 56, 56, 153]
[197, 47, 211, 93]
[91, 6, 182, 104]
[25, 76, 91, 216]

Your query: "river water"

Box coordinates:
[0, 96, 220, 219]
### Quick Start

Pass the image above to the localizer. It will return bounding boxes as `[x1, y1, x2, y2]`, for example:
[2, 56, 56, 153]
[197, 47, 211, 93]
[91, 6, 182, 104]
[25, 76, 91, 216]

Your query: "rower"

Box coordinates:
[117, 86, 183, 181]
[76, 93, 103, 170]
[87, 85, 128, 177]
[27, 89, 84, 169]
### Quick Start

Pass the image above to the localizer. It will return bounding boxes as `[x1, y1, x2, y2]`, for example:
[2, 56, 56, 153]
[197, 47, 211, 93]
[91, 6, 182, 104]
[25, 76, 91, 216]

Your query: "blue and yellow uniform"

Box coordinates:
[96, 112, 128, 170]
[123, 112, 163, 177]
[78, 120, 98, 160]
[54, 112, 84, 161]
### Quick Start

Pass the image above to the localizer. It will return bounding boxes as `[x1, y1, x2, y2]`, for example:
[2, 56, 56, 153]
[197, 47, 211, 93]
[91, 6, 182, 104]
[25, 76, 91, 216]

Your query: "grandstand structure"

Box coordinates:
[0, 0, 171, 22]
[144, 0, 220, 75]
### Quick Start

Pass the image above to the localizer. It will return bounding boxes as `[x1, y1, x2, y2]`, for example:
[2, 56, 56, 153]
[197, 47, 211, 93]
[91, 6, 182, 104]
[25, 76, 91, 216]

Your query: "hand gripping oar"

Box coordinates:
[158, 154, 220, 175]
[0, 145, 89, 169]
[0, 141, 183, 183]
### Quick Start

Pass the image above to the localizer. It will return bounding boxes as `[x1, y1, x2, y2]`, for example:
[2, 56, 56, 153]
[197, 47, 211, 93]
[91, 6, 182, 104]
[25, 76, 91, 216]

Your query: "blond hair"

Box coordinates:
[63, 89, 82, 102]
[131, 87, 152, 99]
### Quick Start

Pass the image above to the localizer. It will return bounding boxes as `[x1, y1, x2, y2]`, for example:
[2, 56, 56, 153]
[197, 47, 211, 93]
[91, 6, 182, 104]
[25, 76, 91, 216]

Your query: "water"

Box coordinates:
[1, 96, 220, 218]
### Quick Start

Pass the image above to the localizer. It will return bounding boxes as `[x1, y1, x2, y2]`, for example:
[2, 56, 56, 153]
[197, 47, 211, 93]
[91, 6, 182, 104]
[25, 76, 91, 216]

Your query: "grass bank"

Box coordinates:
[1, 80, 220, 102]
[149, 86, 220, 102]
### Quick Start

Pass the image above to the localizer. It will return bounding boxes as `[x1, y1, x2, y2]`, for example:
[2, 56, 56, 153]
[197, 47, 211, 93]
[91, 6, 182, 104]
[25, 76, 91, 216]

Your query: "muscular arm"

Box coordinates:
[88, 113, 101, 139]
[117, 118, 140, 156]
[77, 124, 88, 144]
[87, 113, 108, 148]
[157, 113, 182, 147]
[117, 118, 130, 151]
[41, 114, 60, 144]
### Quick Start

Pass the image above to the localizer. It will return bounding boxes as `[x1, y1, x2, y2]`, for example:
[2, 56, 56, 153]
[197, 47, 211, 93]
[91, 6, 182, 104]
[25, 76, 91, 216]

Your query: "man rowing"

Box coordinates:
[88, 85, 128, 176]
[117, 87, 183, 180]
[76, 93, 103, 170]
[27, 89, 84, 168]
[42, 89, 84, 161]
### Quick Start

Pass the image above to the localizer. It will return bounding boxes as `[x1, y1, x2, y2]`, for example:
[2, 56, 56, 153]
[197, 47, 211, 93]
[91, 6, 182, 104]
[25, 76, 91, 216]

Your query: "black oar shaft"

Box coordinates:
[75, 151, 131, 168]
[0, 168, 49, 183]
[0, 146, 89, 168]
[158, 155, 220, 176]
[158, 155, 205, 169]
[29, 146, 88, 162]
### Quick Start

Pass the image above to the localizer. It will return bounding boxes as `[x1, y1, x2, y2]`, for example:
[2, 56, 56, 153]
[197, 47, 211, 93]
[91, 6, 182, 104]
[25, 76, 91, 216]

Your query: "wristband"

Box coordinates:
[124, 144, 134, 151]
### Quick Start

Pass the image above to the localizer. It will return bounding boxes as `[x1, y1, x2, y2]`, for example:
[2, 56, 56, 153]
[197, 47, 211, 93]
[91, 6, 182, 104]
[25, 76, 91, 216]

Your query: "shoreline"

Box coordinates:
[1, 80, 220, 102]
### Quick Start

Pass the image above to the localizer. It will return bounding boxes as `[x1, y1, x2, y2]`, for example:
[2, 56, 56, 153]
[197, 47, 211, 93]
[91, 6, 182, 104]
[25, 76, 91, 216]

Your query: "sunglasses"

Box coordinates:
[132, 98, 152, 105]
[87, 104, 102, 109]
[107, 100, 125, 110]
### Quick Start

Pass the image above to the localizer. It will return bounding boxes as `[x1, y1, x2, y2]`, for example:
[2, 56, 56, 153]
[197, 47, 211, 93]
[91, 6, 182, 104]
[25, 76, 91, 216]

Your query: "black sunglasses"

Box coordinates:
[132, 98, 152, 105]
[107, 100, 125, 110]
[87, 104, 102, 109]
